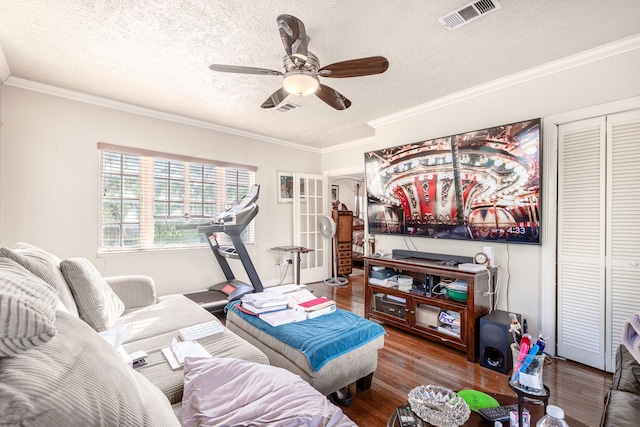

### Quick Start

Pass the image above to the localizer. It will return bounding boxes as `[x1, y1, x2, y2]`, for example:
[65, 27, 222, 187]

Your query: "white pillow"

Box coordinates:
[10, 242, 80, 317]
[60, 258, 125, 332]
[0, 258, 58, 356]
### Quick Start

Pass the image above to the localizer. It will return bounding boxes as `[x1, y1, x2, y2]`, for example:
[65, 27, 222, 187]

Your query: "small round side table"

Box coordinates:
[508, 382, 550, 427]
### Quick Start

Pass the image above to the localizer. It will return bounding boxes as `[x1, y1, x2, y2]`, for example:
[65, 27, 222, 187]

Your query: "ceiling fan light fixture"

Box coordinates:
[283, 71, 319, 96]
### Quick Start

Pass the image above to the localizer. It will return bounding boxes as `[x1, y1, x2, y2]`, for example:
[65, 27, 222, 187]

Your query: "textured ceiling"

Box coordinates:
[1, 0, 639, 150]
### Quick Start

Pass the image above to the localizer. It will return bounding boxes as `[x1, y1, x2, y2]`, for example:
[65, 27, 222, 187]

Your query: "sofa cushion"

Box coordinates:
[0, 310, 180, 426]
[601, 389, 640, 427]
[0, 257, 58, 357]
[119, 294, 217, 344]
[60, 257, 125, 332]
[612, 344, 640, 395]
[0, 243, 79, 317]
[122, 325, 269, 404]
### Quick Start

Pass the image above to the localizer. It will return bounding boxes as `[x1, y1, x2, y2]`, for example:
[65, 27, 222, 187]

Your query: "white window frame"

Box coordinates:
[98, 143, 256, 253]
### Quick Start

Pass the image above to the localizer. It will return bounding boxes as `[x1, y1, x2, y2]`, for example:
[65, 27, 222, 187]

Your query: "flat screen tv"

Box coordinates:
[364, 118, 541, 244]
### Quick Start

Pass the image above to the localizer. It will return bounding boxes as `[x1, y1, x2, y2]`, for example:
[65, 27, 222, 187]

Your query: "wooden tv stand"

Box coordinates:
[364, 256, 495, 362]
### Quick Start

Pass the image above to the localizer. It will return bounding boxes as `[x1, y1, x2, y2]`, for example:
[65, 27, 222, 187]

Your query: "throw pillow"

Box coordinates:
[60, 258, 125, 332]
[0, 310, 180, 426]
[0, 244, 80, 317]
[0, 257, 58, 357]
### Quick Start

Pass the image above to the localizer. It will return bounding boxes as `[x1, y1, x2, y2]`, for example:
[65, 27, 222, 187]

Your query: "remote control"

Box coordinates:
[478, 404, 519, 422]
[396, 405, 423, 427]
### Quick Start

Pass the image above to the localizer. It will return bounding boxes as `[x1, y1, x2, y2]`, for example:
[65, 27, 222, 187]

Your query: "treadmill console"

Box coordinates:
[220, 283, 237, 295]
[213, 184, 260, 225]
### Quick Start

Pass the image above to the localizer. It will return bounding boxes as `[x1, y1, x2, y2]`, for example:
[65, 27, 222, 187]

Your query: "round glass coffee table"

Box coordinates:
[387, 393, 587, 427]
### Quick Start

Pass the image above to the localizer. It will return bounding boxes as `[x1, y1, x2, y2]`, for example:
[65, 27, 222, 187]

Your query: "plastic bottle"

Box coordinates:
[536, 405, 569, 427]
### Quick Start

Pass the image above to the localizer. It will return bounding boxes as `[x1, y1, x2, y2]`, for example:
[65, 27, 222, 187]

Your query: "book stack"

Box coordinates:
[238, 289, 337, 325]
[297, 296, 336, 319]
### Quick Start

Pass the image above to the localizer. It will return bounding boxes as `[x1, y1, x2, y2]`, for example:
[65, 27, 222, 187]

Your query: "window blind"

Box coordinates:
[98, 143, 256, 252]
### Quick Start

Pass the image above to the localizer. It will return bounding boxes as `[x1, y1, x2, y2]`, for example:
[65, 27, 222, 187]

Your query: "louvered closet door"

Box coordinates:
[557, 117, 607, 369]
[606, 110, 640, 372]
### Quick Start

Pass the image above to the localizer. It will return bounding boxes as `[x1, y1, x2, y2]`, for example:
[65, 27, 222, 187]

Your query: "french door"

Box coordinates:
[293, 173, 329, 284]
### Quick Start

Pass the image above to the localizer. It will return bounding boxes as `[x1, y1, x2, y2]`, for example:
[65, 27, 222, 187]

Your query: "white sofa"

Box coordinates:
[0, 243, 356, 426]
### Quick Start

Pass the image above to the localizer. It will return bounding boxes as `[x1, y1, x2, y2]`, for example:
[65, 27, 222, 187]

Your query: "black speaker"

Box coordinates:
[479, 310, 520, 374]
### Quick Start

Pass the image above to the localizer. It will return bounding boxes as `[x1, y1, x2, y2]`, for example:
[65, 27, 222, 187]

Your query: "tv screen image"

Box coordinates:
[364, 118, 541, 244]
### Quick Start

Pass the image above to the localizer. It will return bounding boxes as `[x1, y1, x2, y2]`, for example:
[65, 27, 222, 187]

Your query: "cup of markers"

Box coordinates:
[509, 334, 547, 395]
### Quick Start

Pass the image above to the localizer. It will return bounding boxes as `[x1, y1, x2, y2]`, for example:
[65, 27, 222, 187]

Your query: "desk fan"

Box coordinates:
[319, 215, 348, 286]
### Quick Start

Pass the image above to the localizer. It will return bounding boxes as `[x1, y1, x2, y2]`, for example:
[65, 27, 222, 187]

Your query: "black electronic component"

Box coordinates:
[478, 404, 519, 422]
[395, 405, 423, 427]
[479, 310, 521, 374]
[391, 249, 473, 265]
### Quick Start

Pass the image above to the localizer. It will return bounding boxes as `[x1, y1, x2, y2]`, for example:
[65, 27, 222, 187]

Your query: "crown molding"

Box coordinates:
[368, 33, 640, 129]
[320, 135, 375, 154]
[3, 77, 321, 153]
[0, 44, 10, 82]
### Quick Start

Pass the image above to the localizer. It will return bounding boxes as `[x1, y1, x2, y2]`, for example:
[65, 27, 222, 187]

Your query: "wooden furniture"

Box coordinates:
[352, 217, 365, 268]
[364, 256, 494, 362]
[332, 209, 353, 276]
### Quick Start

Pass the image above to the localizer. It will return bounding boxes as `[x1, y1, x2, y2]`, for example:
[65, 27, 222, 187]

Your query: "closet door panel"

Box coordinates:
[606, 110, 640, 371]
[557, 117, 607, 369]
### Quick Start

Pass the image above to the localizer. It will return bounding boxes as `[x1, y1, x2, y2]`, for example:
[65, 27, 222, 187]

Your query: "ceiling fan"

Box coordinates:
[209, 14, 389, 111]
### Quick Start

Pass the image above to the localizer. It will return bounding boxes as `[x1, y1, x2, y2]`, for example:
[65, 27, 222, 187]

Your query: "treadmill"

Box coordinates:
[183, 184, 263, 313]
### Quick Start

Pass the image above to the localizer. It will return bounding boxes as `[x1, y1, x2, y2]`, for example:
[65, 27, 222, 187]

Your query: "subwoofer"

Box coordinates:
[479, 310, 520, 374]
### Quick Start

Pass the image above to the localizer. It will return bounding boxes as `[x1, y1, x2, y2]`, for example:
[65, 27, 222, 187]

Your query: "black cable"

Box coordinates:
[505, 243, 511, 311]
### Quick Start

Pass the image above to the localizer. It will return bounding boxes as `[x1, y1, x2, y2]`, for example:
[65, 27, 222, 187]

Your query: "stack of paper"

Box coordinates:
[161, 338, 211, 370]
[241, 292, 288, 314]
[437, 310, 461, 337]
[259, 308, 307, 327]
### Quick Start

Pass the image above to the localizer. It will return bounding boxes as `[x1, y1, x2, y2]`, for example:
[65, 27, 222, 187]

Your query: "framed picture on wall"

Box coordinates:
[277, 172, 294, 203]
[331, 185, 339, 202]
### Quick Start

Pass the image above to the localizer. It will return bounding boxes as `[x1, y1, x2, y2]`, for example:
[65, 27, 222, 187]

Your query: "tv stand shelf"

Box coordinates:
[364, 256, 495, 362]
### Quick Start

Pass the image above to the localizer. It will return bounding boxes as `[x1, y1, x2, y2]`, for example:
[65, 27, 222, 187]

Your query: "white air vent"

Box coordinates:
[439, 0, 502, 30]
[275, 102, 300, 113]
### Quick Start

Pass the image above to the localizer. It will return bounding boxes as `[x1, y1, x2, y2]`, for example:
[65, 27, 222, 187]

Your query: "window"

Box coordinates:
[98, 143, 256, 252]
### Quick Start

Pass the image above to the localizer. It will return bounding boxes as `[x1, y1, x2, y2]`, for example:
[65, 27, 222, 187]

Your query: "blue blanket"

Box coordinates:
[227, 302, 386, 372]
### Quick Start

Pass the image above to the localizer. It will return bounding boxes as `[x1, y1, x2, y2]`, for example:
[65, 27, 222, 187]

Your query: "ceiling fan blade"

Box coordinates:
[209, 64, 282, 76]
[315, 84, 351, 110]
[261, 87, 289, 109]
[277, 14, 308, 60]
[318, 56, 389, 78]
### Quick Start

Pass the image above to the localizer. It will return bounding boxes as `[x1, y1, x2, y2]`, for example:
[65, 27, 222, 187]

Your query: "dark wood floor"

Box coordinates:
[305, 270, 612, 427]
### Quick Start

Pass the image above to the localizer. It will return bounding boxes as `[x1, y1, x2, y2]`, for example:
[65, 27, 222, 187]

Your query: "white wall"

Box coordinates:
[0, 85, 320, 295]
[0, 82, 3, 235]
[321, 45, 640, 337]
[329, 178, 360, 213]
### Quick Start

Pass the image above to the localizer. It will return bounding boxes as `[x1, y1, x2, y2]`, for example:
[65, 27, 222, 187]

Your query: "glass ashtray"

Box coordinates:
[408, 385, 471, 427]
